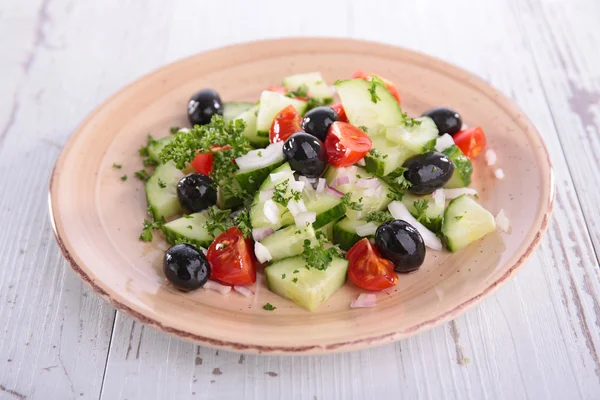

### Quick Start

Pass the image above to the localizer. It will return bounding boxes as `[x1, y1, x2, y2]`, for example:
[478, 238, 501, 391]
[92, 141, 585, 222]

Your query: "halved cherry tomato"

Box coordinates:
[269, 105, 302, 143]
[190, 145, 232, 175]
[347, 239, 398, 291]
[352, 69, 401, 104]
[324, 121, 372, 167]
[452, 126, 487, 160]
[206, 227, 256, 286]
[266, 85, 287, 95]
[330, 103, 348, 122]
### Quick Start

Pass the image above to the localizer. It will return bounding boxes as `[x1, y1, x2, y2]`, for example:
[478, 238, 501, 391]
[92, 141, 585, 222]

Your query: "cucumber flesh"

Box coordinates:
[303, 190, 346, 229]
[255, 91, 307, 136]
[332, 217, 369, 251]
[401, 192, 444, 233]
[335, 79, 404, 134]
[223, 101, 254, 122]
[365, 134, 415, 177]
[317, 220, 336, 241]
[146, 161, 183, 221]
[442, 145, 473, 188]
[235, 104, 269, 148]
[147, 136, 174, 163]
[442, 195, 496, 252]
[264, 256, 349, 311]
[282, 72, 333, 102]
[234, 160, 285, 195]
[250, 163, 295, 230]
[384, 117, 438, 153]
[161, 208, 220, 248]
[259, 225, 318, 262]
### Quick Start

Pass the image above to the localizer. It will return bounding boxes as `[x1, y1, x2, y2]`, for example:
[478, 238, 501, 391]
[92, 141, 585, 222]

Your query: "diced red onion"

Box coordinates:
[236, 141, 284, 172]
[443, 188, 478, 199]
[350, 293, 377, 308]
[331, 175, 350, 187]
[432, 189, 445, 207]
[294, 211, 316, 228]
[388, 201, 442, 250]
[287, 199, 307, 217]
[356, 178, 381, 189]
[326, 186, 344, 198]
[263, 200, 280, 224]
[435, 133, 455, 152]
[259, 189, 275, 201]
[233, 285, 254, 297]
[485, 149, 497, 166]
[495, 168, 505, 180]
[252, 227, 274, 242]
[356, 222, 378, 237]
[356, 158, 366, 167]
[316, 178, 326, 193]
[204, 280, 231, 295]
[270, 170, 289, 183]
[254, 242, 273, 263]
[495, 209, 510, 233]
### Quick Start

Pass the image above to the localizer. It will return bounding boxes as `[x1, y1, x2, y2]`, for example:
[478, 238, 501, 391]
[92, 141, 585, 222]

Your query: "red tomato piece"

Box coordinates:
[352, 69, 401, 104]
[324, 121, 372, 167]
[269, 105, 302, 143]
[190, 153, 214, 175]
[207, 227, 256, 286]
[330, 103, 348, 123]
[266, 85, 287, 95]
[347, 239, 398, 291]
[452, 126, 487, 160]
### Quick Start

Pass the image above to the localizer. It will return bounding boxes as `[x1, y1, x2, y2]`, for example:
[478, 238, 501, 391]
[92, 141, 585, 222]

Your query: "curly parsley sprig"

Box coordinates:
[301, 231, 343, 271]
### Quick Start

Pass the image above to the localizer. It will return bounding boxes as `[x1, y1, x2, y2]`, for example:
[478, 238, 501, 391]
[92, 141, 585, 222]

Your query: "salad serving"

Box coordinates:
[129, 70, 509, 312]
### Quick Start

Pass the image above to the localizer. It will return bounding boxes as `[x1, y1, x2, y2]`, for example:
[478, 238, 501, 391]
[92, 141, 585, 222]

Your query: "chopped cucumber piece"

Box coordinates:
[303, 190, 346, 229]
[235, 104, 269, 148]
[234, 160, 285, 195]
[250, 163, 295, 230]
[442, 195, 496, 252]
[332, 217, 369, 251]
[260, 225, 318, 262]
[161, 207, 221, 248]
[401, 192, 444, 233]
[442, 145, 473, 188]
[384, 117, 438, 153]
[145, 161, 183, 221]
[282, 72, 333, 102]
[147, 136, 174, 164]
[255, 91, 307, 136]
[216, 184, 244, 210]
[265, 256, 349, 311]
[365, 134, 415, 177]
[317, 220, 336, 241]
[223, 101, 254, 122]
[335, 79, 404, 134]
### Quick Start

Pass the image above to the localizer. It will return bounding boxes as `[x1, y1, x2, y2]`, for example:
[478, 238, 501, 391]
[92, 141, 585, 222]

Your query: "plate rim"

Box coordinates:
[48, 37, 555, 354]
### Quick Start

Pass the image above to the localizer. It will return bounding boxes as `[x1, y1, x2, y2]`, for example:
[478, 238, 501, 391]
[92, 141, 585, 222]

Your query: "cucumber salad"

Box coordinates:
[132, 70, 509, 312]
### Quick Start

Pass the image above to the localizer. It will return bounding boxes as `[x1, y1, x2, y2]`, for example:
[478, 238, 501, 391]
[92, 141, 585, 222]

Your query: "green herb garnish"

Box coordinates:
[301, 231, 342, 271]
[263, 303, 276, 311]
[413, 199, 430, 225]
[120, 175, 127, 181]
[368, 81, 381, 103]
[359, 126, 369, 133]
[233, 208, 252, 238]
[292, 277, 298, 283]
[169, 126, 180, 135]
[183, 214, 193, 219]
[281, 274, 286, 279]
[203, 207, 231, 237]
[272, 179, 299, 207]
[366, 211, 394, 224]
[341, 193, 363, 211]
[135, 170, 150, 181]
[158, 178, 167, 189]
[112, 163, 122, 169]
[139, 216, 165, 242]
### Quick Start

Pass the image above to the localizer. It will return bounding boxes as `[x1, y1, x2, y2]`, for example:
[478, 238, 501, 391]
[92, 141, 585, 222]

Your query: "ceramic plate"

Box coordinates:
[49, 38, 553, 354]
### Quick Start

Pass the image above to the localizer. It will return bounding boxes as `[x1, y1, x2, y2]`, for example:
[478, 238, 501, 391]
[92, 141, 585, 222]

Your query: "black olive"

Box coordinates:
[188, 89, 223, 126]
[282, 132, 328, 178]
[375, 220, 425, 273]
[163, 244, 211, 291]
[177, 173, 217, 213]
[403, 152, 454, 195]
[422, 107, 462, 136]
[301, 106, 339, 141]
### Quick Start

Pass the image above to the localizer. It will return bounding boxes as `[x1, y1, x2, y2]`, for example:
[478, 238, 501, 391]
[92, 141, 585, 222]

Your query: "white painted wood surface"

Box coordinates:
[1, 0, 599, 399]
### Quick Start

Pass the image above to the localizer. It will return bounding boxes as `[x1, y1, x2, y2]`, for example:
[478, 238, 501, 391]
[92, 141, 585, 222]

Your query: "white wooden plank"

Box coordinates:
[99, 1, 600, 400]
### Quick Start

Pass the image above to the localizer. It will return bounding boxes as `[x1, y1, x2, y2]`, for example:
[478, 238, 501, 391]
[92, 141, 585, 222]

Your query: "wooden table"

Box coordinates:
[2, 0, 600, 398]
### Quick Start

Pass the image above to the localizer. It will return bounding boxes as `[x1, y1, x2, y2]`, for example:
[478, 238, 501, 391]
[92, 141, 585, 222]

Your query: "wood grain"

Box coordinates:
[0, 0, 599, 398]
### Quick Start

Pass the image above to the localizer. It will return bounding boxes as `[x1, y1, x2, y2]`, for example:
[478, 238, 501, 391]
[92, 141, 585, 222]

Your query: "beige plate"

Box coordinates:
[49, 38, 554, 354]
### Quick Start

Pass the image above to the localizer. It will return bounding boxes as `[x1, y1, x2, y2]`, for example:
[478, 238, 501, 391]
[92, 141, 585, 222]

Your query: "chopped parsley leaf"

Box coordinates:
[135, 170, 150, 181]
[272, 179, 299, 207]
[366, 210, 394, 224]
[143, 158, 159, 167]
[158, 178, 167, 189]
[233, 208, 252, 238]
[203, 207, 231, 236]
[138, 134, 156, 157]
[139, 216, 165, 242]
[112, 163, 122, 169]
[292, 277, 298, 283]
[183, 214, 193, 219]
[359, 126, 369, 133]
[455, 215, 464, 220]
[257, 151, 263, 158]
[368, 81, 381, 103]
[301, 231, 342, 271]
[263, 303, 276, 311]
[120, 175, 127, 181]
[281, 273, 286, 279]
[293, 269, 299, 274]
[413, 199, 430, 224]
[400, 112, 422, 128]
[169, 126, 180, 135]
[187, 225, 193, 229]
[341, 193, 363, 211]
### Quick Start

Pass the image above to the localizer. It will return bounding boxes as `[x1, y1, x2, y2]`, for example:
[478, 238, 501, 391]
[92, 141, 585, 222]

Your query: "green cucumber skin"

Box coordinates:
[442, 195, 496, 252]
[234, 161, 285, 195]
[223, 102, 254, 122]
[147, 137, 174, 163]
[312, 203, 346, 229]
[332, 218, 369, 251]
[145, 162, 183, 221]
[443, 145, 473, 188]
[161, 226, 212, 248]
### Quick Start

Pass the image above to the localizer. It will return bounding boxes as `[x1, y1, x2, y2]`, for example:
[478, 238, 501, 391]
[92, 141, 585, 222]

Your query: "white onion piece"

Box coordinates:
[356, 222, 378, 237]
[495, 168, 505, 180]
[432, 189, 446, 207]
[263, 200, 280, 224]
[326, 186, 344, 198]
[269, 170, 289, 183]
[200, 247, 208, 255]
[287, 199, 307, 217]
[356, 211, 363, 219]
[204, 280, 231, 295]
[178, 128, 190, 133]
[339, 166, 357, 176]
[356, 158, 366, 167]
[289, 180, 305, 192]
[298, 176, 316, 184]
[443, 188, 478, 199]
[356, 178, 381, 189]
[435, 133, 455, 152]
[236, 141, 284, 172]
[363, 187, 376, 197]
[374, 184, 384, 198]
[294, 211, 316, 228]
[259, 189, 275, 201]
[233, 286, 254, 297]
[388, 201, 443, 250]
[331, 175, 350, 187]
[495, 209, 510, 233]
[485, 149, 497, 166]
[316, 178, 326, 193]
[252, 227, 274, 242]
[350, 293, 377, 308]
[254, 242, 273, 263]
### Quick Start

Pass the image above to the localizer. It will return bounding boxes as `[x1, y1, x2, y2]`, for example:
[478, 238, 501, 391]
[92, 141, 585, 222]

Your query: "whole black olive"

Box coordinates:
[375, 220, 425, 273]
[282, 132, 328, 178]
[422, 107, 462, 136]
[301, 106, 340, 141]
[163, 243, 211, 291]
[188, 89, 223, 126]
[403, 152, 454, 194]
[177, 173, 217, 213]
